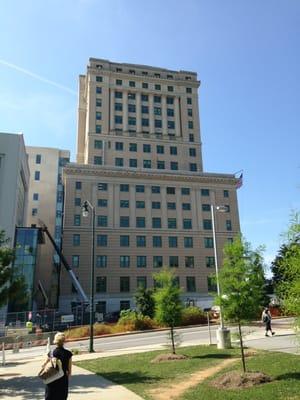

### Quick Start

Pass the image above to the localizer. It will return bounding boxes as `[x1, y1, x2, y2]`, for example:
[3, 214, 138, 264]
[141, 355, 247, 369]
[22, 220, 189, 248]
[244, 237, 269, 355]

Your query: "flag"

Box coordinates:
[236, 173, 243, 189]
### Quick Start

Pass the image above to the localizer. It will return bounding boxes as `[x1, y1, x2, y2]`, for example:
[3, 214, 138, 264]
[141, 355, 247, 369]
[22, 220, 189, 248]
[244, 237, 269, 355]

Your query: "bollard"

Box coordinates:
[2, 342, 5, 366]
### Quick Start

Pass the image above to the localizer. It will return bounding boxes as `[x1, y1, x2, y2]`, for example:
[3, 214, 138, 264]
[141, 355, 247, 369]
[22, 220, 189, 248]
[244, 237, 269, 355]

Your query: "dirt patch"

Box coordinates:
[211, 370, 272, 390]
[149, 357, 237, 400]
[151, 353, 188, 363]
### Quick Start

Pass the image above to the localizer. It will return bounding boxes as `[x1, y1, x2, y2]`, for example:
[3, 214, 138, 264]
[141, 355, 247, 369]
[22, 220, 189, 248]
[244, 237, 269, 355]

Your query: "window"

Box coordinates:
[168, 218, 177, 229]
[34, 171, 40, 181]
[137, 276, 147, 289]
[167, 108, 174, 117]
[155, 84, 161, 90]
[184, 237, 193, 248]
[207, 276, 217, 292]
[98, 215, 108, 227]
[96, 125, 102, 133]
[224, 190, 229, 198]
[75, 181, 82, 190]
[183, 219, 192, 229]
[35, 154, 41, 164]
[96, 76, 103, 82]
[157, 160, 165, 169]
[154, 95, 161, 103]
[206, 256, 215, 268]
[153, 236, 162, 247]
[72, 255, 80, 268]
[142, 144, 150, 153]
[152, 218, 161, 228]
[129, 158, 137, 168]
[32, 208, 38, 216]
[115, 158, 124, 167]
[128, 104, 136, 113]
[186, 87, 192, 93]
[96, 112, 102, 120]
[136, 200, 145, 209]
[170, 146, 177, 155]
[136, 217, 145, 228]
[167, 202, 176, 210]
[120, 300, 130, 310]
[129, 81, 135, 87]
[182, 203, 191, 210]
[141, 94, 148, 101]
[94, 156, 102, 165]
[120, 200, 129, 208]
[167, 187, 176, 195]
[96, 87, 102, 94]
[151, 201, 160, 209]
[204, 237, 214, 248]
[190, 163, 197, 172]
[227, 237, 234, 244]
[226, 220, 232, 231]
[137, 256, 147, 268]
[120, 256, 130, 268]
[167, 97, 174, 105]
[142, 82, 148, 89]
[98, 199, 107, 207]
[96, 277, 106, 293]
[128, 93, 136, 100]
[115, 115, 123, 124]
[154, 73, 160, 78]
[120, 235, 130, 247]
[116, 79, 122, 85]
[202, 204, 210, 212]
[168, 120, 175, 129]
[129, 69, 135, 74]
[187, 97, 192, 105]
[96, 98, 102, 107]
[154, 107, 161, 116]
[168, 236, 178, 248]
[120, 216, 130, 227]
[151, 186, 160, 194]
[185, 256, 194, 268]
[97, 234, 107, 247]
[203, 219, 212, 230]
[136, 236, 146, 247]
[156, 145, 164, 154]
[120, 277, 130, 292]
[115, 91, 123, 98]
[189, 148, 196, 157]
[170, 162, 178, 170]
[143, 160, 151, 168]
[94, 140, 103, 149]
[225, 205, 230, 212]
[187, 277, 196, 292]
[201, 189, 210, 196]
[189, 134, 194, 142]
[167, 86, 174, 92]
[141, 105, 149, 114]
[129, 143, 137, 152]
[188, 121, 194, 129]
[153, 256, 163, 268]
[169, 256, 179, 268]
[128, 116, 136, 126]
[33, 193, 39, 201]
[96, 255, 107, 268]
[115, 142, 124, 151]
[136, 185, 145, 193]
[142, 118, 149, 126]
[74, 215, 81, 226]
[73, 234, 80, 246]
[115, 102, 122, 111]
[155, 119, 162, 128]
[120, 184, 129, 192]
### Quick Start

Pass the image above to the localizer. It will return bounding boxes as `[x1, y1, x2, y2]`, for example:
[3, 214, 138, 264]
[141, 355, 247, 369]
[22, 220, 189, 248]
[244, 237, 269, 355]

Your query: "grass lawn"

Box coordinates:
[76, 345, 300, 400]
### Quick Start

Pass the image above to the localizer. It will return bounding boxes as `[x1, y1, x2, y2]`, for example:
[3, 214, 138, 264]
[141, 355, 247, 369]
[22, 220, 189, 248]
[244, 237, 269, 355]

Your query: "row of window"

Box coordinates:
[95, 69, 193, 81]
[73, 234, 217, 248]
[75, 182, 229, 198]
[71, 254, 216, 269]
[103, 103, 193, 118]
[112, 115, 194, 130]
[73, 215, 232, 230]
[96, 87, 193, 101]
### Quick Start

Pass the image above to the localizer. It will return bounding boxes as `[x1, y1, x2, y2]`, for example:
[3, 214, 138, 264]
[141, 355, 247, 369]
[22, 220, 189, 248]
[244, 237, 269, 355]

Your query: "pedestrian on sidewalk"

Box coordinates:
[45, 332, 72, 400]
[262, 307, 275, 337]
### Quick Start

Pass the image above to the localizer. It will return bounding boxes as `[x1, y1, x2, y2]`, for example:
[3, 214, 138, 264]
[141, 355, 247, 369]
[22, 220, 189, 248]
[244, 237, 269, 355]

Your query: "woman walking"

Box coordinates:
[262, 308, 275, 337]
[45, 332, 72, 400]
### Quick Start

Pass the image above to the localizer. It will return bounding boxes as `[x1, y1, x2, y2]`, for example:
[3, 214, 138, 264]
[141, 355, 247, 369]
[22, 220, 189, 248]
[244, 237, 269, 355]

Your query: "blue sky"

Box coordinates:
[1, 0, 299, 272]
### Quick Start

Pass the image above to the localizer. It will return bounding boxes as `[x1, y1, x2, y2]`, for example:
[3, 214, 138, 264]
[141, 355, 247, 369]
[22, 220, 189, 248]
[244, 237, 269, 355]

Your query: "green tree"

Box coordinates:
[0, 230, 28, 309]
[216, 236, 266, 372]
[134, 287, 155, 319]
[153, 268, 183, 354]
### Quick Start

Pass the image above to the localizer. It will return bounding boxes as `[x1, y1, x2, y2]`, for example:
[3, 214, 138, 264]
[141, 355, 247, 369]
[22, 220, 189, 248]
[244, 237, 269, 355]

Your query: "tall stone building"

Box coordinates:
[26, 147, 70, 307]
[61, 58, 240, 313]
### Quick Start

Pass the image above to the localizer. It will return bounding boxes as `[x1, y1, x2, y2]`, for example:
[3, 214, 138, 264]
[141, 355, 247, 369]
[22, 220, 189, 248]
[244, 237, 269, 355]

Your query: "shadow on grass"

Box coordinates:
[192, 353, 235, 360]
[97, 371, 162, 386]
[276, 372, 300, 381]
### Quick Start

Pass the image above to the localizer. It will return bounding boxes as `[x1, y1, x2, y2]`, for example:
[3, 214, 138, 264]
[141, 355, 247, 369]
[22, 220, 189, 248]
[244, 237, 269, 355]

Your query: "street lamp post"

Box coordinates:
[82, 200, 95, 353]
[211, 204, 231, 349]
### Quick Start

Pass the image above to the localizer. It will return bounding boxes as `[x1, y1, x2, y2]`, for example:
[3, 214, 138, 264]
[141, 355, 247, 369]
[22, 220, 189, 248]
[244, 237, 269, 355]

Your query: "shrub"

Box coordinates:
[117, 309, 157, 331]
[181, 306, 207, 326]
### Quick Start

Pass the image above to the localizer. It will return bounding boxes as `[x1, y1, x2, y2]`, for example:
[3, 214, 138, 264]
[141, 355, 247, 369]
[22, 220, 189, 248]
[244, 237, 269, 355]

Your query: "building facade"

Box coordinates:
[26, 147, 70, 308]
[60, 58, 240, 313]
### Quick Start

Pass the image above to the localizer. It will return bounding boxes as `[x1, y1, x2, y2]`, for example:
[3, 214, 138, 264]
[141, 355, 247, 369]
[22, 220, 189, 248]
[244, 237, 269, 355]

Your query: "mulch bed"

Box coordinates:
[211, 371, 272, 390]
[151, 353, 189, 363]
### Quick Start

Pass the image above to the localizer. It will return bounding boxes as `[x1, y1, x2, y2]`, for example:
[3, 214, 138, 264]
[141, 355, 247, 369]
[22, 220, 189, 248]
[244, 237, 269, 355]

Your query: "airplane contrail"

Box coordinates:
[0, 59, 77, 95]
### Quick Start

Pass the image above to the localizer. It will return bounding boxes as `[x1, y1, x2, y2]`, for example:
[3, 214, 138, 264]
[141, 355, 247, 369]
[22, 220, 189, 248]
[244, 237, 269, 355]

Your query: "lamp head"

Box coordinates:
[82, 201, 89, 217]
[216, 205, 228, 213]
